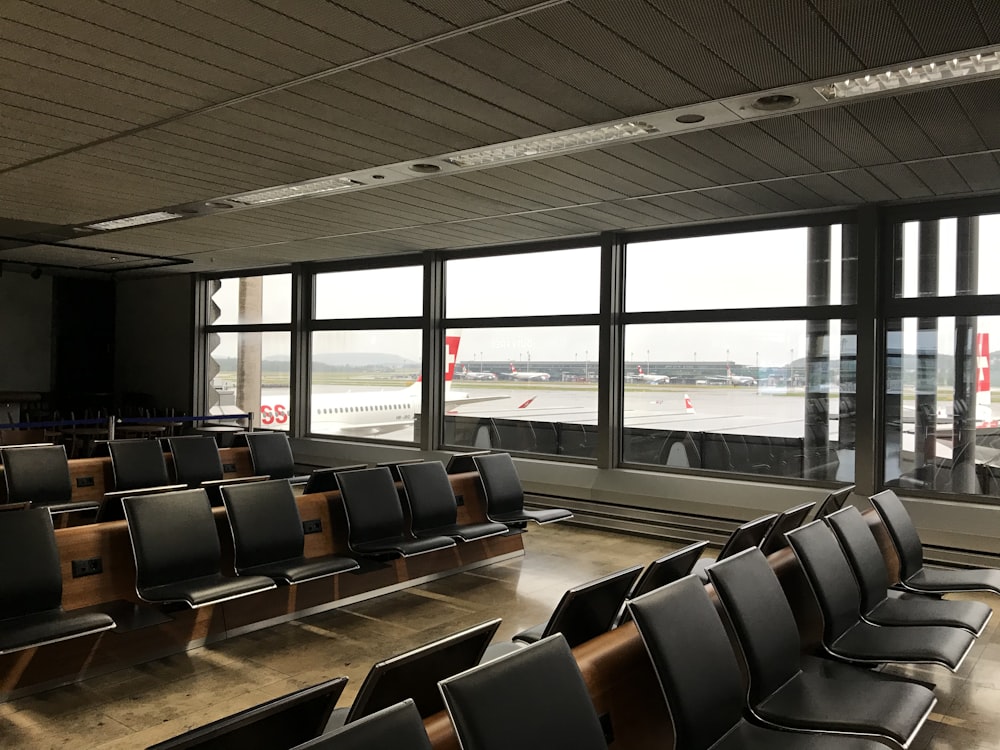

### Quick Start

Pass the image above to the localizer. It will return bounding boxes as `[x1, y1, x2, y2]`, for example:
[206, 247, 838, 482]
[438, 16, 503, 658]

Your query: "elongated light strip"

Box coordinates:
[444, 120, 658, 168]
[86, 211, 185, 230]
[229, 176, 364, 206]
[815, 49, 1000, 100]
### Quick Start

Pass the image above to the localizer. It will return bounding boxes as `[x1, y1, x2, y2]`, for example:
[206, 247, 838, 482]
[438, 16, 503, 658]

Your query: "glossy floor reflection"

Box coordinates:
[1, 523, 998, 749]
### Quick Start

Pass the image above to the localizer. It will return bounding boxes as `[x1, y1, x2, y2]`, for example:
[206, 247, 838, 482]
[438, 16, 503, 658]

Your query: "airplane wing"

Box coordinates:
[444, 393, 512, 409]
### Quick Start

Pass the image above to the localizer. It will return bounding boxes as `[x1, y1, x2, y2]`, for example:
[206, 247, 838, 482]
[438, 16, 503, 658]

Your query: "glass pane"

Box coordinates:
[884, 315, 1000, 496]
[446, 247, 601, 318]
[441, 326, 600, 459]
[309, 330, 422, 443]
[211, 274, 291, 325]
[622, 321, 855, 481]
[208, 331, 291, 430]
[626, 225, 850, 311]
[896, 214, 1000, 297]
[314, 266, 423, 319]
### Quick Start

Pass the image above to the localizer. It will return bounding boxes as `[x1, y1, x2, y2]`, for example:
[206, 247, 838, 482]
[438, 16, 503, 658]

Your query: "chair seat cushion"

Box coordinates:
[139, 573, 275, 607]
[831, 621, 974, 670]
[417, 522, 508, 542]
[0, 608, 115, 654]
[352, 535, 455, 557]
[905, 567, 1000, 595]
[867, 595, 992, 634]
[756, 669, 936, 745]
[493, 508, 572, 525]
[241, 555, 360, 584]
[712, 718, 883, 749]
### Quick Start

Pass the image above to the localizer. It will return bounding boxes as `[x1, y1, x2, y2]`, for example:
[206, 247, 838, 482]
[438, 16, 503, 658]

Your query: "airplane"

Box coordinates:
[633, 365, 670, 384]
[707, 366, 757, 386]
[929, 332, 997, 429]
[216, 336, 518, 436]
[458, 365, 497, 381]
[502, 363, 551, 381]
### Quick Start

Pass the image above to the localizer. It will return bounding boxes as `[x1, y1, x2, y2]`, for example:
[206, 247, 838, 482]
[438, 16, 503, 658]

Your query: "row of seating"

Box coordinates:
[144, 487, 1000, 749]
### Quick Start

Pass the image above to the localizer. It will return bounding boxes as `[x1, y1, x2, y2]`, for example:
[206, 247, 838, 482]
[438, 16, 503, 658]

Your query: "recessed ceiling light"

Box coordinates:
[409, 163, 441, 173]
[227, 177, 364, 206]
[85, 211, 185, 231]
[675, 113, 705, 124]
[752, 94, 799, 111]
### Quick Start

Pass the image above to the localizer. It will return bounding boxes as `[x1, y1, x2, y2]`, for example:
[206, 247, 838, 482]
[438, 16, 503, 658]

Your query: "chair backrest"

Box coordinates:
[168, 436, 224, 486]
[0, 507, 62, 618]
[542, 565, 643, 647]
[303, 465, 368, 494]
[335, 467, 407, 546]
[123, 489, 223, 590]
[109, 439, 171, 490]
[717, 513, 778, 560]
[707, 548, 802, 705]
[627, 576, 746, 750]
[630, 541, 710, 599]
[149, 677, 348, 749]
[785, 520, 864, 642]
[439, 635, 607, 750]
[825, 506, 892, 614]
[397, 461, 459, 534]
[292, 700, 432, 750]
[758, 502, 816, 555]
[869, 489, 925, 579]
[376, 459, 424, 482]
[812, 484, 856, 520]
[346, 618, 501, 723]
[244, 432, 296, 480]
[1, 445, 72, 506]
[473, 452, 524, 517]
[98, 484, 188, 522]
[445, 451, 490, 474]
[222, 479, 304, 573]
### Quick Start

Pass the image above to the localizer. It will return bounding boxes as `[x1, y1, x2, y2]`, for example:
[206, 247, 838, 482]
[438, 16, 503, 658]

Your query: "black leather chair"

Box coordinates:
[786, 520, 975, 671]
[302, 465, 368, 494]
[221, 479, 359, 584]
[123, 489, 276, 608]
[758, 502, 816, 556]
[627, 576, 885, 750]
[439, 635, 608, 750]
[328, 618, 501, 728]
[291, 700, 432, 750]
[472, 452, 572, 526]
[615, 541, 709, 626]
[510, 565, 642, 646]
[243, 431, 309, 483]
[376, 458, 424, 482]
[826, 506, 991, 635]
[108, 438, 173, 490]
[0, 444, 100, 516]
[708, 548, 937, 748]
[168, 436, 226, 487]
[398, 460, 508, 542]
[0, 507, 116, 654]
[810, 485, 856, 521]
[692, 513, 777, 581]
[445, 451, 490, 473]
[335, 467, 455, 558]
[149, 676, 348, 749]
[870, 489, 1000, 595]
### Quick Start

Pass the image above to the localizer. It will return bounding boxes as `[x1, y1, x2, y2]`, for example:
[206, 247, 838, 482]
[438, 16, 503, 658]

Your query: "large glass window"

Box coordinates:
[314, 267, 423, 318]
[895, 215, 1000, 298]
[212, 274, 291, 324]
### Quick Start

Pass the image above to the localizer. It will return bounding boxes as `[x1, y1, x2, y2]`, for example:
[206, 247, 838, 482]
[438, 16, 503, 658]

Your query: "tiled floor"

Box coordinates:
[2, 524, 999, 749]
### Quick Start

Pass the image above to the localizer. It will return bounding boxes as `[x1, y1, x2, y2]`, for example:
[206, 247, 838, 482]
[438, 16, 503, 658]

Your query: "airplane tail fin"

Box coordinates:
[517, 396, 536, 409]
[977, 333, 994, 425]
[684, 394, 695, 414]
[637, 365, 644, 375]
[510, 362, 517, 373]
[413, 334, 461, 390]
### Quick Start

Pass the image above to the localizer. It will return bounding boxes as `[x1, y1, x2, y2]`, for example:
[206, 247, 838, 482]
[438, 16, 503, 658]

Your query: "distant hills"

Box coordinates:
[214, 352, 418, 372]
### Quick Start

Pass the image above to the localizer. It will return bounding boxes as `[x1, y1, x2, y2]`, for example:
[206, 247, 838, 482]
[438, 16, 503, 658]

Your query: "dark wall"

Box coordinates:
[52, 276, 115, 410]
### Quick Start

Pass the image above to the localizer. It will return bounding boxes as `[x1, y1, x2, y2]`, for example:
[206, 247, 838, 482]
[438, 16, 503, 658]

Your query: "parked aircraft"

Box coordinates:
[633, 365, 670, 384]
[458, 365, 497, 381]
[502, 363, 551, 381]
[707, 366, 757, 386]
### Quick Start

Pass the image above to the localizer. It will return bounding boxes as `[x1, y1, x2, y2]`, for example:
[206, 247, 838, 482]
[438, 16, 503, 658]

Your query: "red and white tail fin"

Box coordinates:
[976, 333, 994, 426]
[510, 363, 517, 374]
[637, 365, 644, 375]
[517, 396, 536, 409]
[684, 394, 695, 414]
[415, 334, 461, 390]
[726, 364, 733, 382]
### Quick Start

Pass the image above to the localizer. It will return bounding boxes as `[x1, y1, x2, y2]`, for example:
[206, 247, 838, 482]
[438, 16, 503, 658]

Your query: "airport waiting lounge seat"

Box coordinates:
[758, 502, 816, 556]
[243, 431, 309, 483]
[291, 700, 432, 750]
[0, 444, 100, 516]
[627, 576, 886, 750]
[221, 479, 359, 584]
[472, 452, 572, 527]
[786, 520, 975, 671]
[439, 635, 609, 750]
[334, 467, 456, 558]
[123, 489, 276, 608]
[168, 435, 267, 504]
[0, 507, 116, 654]
[826, 506, 991, 635]
[327, 618, 502, 729]
[301, 465, 368, 494]
[810, 485, 856, 521]
[615, 541, 709, 625]
[708, 548, 938, 749]
[397, 460, 508, 542]
[148, 676, 348, 750]
[692, 512, 778, 581]
[108, 438, 173, 490]
[870, 489, 1000, 596]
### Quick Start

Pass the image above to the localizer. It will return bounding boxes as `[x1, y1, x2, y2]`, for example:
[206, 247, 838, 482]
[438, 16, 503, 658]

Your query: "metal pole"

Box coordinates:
[953, 217, 979, 494]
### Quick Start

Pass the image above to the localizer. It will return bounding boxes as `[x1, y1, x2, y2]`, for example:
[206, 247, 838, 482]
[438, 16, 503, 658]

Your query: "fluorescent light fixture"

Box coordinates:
[86, 211, 184, 230]
[228, 176, 364, 206]
[815, 48, 1000, 101]
[445, 121, 659, 168]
